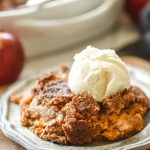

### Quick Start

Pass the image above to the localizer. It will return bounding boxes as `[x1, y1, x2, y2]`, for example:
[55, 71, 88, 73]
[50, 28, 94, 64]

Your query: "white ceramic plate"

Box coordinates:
[0, 65, 150, 150]
[0, 0, 124, 57]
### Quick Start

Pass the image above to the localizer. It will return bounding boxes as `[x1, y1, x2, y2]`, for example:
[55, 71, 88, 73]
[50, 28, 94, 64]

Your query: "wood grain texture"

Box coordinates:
[122, 56, 150, 72]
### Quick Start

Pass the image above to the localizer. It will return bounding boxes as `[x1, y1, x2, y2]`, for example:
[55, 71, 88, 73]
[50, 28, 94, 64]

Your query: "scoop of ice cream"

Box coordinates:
[68, 46, 130, 102]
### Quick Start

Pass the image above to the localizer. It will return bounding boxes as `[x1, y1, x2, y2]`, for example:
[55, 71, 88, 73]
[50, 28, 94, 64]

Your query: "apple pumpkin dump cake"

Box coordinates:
[11, 46, 149, 145]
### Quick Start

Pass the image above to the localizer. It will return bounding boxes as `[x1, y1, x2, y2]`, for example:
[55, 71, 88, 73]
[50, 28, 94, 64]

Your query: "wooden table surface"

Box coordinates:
[0, 56, 150, 150]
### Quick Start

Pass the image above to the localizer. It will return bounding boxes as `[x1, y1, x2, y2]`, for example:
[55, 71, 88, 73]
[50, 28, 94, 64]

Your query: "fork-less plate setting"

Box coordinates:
[0, 65, 150, 150]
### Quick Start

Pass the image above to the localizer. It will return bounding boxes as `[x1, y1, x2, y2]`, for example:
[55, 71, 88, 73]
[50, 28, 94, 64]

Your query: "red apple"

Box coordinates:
[126, 0, 149, 22]
[0, 32, 24, 85]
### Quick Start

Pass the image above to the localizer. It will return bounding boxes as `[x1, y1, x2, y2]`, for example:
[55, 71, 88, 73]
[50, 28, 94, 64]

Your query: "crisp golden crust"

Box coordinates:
[62, 95, 101, 144]
[10, 66, 149, 145]
[0, 0, 27, 10]
[102, 88, 135, 114]
[100, 86, 149, 140]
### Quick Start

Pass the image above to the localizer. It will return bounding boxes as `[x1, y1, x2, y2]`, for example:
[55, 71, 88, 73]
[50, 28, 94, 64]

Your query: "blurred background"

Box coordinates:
[0, 0, 150, 89]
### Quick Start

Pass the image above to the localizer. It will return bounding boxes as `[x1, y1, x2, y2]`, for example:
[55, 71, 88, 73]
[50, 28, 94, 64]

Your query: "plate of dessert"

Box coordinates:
[0, 46, 150, 150]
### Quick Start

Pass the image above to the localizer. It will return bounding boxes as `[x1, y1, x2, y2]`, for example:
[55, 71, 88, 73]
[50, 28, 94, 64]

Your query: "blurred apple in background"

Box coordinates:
[0, 32, 24, 85]
[126, 0, 149, 23]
